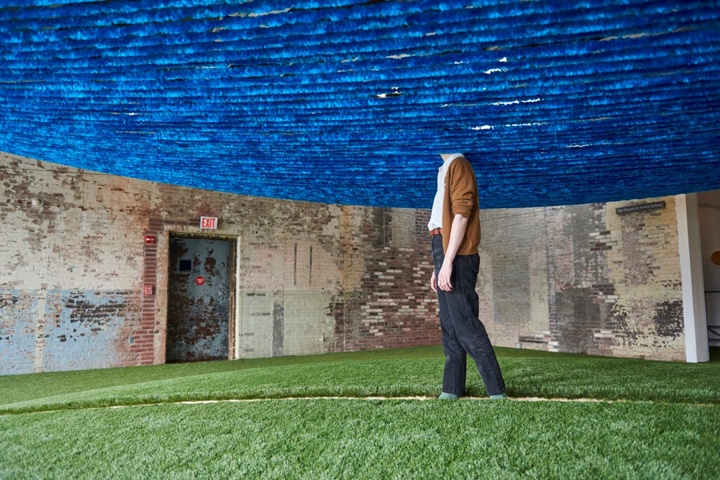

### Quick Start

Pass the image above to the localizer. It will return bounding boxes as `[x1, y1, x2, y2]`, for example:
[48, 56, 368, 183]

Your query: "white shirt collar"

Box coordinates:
[439, 153, 464, 171]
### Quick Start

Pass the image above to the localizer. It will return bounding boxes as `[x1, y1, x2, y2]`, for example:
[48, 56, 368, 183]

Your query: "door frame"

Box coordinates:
[698, 193, 720, 348]
[159, 230, 238, 363]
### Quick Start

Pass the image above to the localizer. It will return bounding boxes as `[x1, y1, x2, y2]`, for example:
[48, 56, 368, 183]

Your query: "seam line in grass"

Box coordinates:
[5, 395, 718, 417]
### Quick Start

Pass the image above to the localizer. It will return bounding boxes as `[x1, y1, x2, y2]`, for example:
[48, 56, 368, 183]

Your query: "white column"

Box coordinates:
[676, 194, 710, 363]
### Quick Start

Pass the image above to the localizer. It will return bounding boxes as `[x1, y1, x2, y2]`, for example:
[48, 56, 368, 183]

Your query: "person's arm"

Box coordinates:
[437, 213, 468, 291]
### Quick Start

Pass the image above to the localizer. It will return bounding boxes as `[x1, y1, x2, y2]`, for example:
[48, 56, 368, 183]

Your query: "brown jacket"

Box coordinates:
[441, 156, 481, 255]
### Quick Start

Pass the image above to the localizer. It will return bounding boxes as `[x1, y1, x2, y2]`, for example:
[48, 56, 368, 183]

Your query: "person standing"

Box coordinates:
[428, 153, 507, 400]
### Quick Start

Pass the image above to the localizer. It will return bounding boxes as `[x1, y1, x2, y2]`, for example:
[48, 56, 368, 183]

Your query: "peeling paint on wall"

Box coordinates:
[0, 291, 37, 375]
[480, 199, 685, 361]
[0, 152, 691, 375]
[0, 289, 133, 374]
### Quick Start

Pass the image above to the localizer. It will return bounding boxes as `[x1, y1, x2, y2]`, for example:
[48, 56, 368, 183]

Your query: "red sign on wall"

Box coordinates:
[195, 276, 205, 286]
[143, 284, 154, 295]
[200, 216, 218, 230]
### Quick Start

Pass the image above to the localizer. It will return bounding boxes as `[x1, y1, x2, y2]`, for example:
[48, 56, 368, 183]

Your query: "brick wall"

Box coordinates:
[480, 201, 685, 361]
[0, 153, 441, 374]
[0, 152, 689, 374]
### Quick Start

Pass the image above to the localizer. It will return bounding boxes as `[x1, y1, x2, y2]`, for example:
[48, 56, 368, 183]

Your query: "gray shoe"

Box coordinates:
[438, 392, 459, 401]
[489, 393, 508, 400]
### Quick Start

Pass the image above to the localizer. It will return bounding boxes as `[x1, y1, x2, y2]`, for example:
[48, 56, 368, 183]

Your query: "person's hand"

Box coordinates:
[438, 260, 453, 291]
[430, 270, 437, 293]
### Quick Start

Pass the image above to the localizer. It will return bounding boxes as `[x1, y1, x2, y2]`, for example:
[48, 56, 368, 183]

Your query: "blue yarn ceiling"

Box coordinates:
[1, 1, 719, 208]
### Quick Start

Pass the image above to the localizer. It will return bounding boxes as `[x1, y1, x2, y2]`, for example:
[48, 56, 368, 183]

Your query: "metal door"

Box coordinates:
[167, 236, 231, 362]
[699, 203, 720, 347]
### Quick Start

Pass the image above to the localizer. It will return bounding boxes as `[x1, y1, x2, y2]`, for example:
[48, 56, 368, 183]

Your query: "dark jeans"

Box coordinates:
[432, 234, 506, 396]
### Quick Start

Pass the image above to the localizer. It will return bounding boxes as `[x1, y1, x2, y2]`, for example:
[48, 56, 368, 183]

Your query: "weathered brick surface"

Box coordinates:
[0, 153, 440, 373]
[481, 200, 685, 361]
[0, 152, 690, 374]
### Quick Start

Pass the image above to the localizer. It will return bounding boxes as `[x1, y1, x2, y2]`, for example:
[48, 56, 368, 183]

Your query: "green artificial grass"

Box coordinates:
[2, 400, 718, 479]
[1, 346, 719, 414]
[2, 346, 720, 479]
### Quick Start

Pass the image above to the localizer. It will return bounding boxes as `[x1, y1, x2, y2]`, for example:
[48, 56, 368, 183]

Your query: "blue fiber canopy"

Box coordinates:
[1, 0, 719, 208]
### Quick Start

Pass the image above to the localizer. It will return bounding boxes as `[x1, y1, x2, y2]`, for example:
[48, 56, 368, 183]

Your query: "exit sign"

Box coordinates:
[200, 216, 218, 229]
